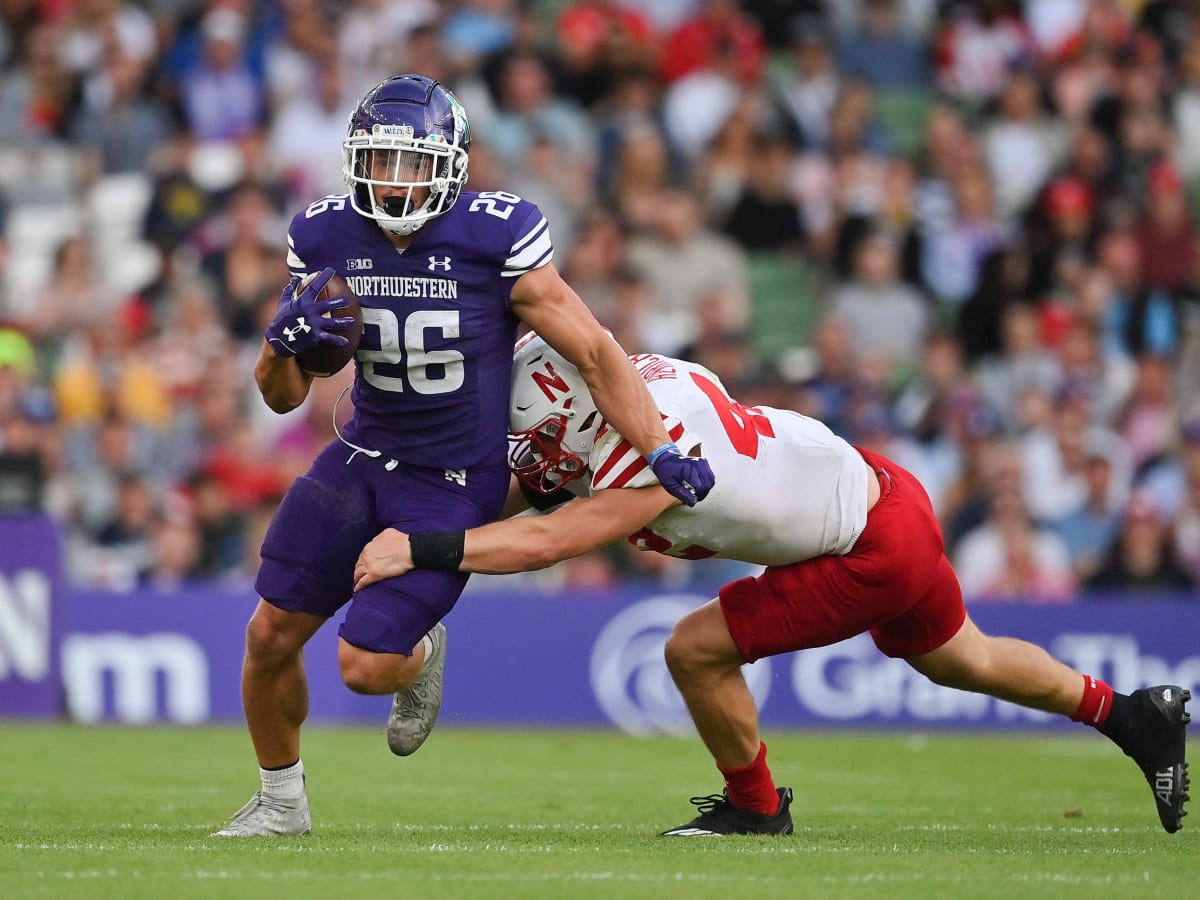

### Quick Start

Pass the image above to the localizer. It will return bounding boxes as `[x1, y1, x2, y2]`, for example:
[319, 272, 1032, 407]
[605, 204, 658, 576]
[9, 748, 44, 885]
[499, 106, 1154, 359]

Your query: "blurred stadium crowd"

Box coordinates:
[0, 0, 1198, 600]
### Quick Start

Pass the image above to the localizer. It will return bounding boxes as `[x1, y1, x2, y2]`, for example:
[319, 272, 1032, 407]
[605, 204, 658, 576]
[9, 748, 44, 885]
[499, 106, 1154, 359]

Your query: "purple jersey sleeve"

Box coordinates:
[283, 190, 554, 471]
[501, 206, 553, 278]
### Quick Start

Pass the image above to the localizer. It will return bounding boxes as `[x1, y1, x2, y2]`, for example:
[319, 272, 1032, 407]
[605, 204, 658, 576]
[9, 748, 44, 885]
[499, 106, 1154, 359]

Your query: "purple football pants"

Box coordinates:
[256, 440, 509, 655]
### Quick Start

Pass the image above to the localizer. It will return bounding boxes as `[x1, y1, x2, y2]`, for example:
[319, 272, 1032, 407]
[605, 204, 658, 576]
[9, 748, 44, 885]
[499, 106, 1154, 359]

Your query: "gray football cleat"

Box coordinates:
[387, 621, 447, 756]
[211, 791, 311, 837]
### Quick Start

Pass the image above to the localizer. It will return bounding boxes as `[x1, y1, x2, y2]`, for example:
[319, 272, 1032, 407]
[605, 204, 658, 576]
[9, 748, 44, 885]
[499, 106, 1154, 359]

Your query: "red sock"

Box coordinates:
[1071, 674, 1114, 727]
[718, 742, 780, 816]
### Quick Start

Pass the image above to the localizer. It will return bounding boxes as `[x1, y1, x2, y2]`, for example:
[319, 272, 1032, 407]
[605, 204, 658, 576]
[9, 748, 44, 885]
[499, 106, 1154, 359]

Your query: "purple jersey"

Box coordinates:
[285, 189, 553, 469]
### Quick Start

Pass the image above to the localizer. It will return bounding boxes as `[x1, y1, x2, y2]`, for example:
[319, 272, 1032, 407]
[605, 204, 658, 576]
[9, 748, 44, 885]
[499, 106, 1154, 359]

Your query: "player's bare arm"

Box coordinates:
[510, 263, 674, 460]
[254, 341, 314, 413]
[353, 485, 677, 588]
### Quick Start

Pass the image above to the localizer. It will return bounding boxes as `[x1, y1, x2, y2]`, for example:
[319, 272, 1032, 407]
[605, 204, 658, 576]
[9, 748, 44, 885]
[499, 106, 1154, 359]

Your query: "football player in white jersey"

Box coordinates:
[354, 334, 1190, 837]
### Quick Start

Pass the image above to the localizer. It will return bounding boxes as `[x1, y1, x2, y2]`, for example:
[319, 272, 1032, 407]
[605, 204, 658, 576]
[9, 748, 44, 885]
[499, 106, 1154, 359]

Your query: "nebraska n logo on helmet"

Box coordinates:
[531, 363, 570, 402]
[342, 74, 471, 237]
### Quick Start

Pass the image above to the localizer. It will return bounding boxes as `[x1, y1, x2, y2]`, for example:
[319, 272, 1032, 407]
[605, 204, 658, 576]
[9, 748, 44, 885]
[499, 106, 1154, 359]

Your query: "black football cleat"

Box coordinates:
[660, 787, 793, 836]
[1115, 686, 1191, 833]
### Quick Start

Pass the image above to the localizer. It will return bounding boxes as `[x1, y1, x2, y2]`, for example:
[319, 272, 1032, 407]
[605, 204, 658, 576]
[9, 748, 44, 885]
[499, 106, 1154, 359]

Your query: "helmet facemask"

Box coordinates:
[343, 131, 468, 236]
[508, 413, 593, 494]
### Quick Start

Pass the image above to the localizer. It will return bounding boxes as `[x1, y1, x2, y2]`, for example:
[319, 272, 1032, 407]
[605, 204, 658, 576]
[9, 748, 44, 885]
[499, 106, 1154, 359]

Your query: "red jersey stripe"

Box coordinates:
[592, 421, 687, 490]
[593, 438, 638, 484]
[606, 455, 649, 488]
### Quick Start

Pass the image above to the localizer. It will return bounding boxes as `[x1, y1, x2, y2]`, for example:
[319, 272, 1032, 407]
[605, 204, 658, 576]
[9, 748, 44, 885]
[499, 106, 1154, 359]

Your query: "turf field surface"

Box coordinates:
[0, 724, 1196, 900]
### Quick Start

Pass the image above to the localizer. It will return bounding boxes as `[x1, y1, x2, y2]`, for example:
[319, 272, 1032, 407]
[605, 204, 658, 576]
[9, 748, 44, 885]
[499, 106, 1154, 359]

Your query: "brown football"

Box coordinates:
[294, 271, 363, 377]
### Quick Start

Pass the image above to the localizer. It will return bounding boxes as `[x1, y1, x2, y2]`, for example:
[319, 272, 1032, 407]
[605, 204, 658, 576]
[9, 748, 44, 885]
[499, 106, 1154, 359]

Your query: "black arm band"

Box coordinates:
[409, 530, 465, 572]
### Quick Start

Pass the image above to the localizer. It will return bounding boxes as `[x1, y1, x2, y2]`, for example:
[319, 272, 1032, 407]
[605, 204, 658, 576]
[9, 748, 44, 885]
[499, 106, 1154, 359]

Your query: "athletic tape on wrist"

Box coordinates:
[409, 531, 465, 572]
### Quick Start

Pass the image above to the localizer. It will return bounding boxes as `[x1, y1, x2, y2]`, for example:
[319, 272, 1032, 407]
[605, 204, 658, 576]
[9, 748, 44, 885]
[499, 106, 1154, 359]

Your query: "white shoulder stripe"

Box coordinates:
[286, 246, 305, 269]
[504, 229, 554, 275]
[510, 215, 548, 254]
[501, 246, 553, 277]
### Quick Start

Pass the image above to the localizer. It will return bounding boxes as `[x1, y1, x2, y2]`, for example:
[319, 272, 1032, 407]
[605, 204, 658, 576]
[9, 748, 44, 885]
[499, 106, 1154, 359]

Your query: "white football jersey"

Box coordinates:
[564, 354, 871, 567]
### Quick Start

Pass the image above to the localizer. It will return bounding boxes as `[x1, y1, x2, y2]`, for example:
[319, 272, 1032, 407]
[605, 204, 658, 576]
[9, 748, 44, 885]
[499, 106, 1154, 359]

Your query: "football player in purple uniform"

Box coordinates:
[213, 74, 715, 837]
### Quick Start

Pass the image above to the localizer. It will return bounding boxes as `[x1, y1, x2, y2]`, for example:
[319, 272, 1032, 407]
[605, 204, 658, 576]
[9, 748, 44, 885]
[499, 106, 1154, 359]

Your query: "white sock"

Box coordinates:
[260, 759, 305, 799]
[417, 633, 436, 676]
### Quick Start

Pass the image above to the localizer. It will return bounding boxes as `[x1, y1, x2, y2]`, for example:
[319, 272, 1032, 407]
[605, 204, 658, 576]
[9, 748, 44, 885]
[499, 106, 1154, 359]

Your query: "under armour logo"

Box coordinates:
[428, 256, 453, 271]
[444, 468, 467, 485]
[283, 317, 311, 342]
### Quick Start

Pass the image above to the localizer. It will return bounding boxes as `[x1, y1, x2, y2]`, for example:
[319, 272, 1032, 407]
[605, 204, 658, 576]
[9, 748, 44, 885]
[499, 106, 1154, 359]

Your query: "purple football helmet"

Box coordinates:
[342, 74, 471, 236]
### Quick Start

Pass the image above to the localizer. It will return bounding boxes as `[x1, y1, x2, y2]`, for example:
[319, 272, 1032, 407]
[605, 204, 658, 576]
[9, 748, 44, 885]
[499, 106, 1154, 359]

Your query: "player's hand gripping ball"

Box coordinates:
[265, 267, 363, 377]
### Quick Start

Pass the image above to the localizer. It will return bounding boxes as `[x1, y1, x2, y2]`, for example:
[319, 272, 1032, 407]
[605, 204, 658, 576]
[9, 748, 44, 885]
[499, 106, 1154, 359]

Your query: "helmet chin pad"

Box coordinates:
[371, 190, 436, 236]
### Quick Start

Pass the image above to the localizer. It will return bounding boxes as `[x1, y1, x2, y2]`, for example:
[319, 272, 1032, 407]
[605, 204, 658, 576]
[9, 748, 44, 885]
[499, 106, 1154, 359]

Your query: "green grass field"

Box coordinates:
[0, 724, 1196, 900]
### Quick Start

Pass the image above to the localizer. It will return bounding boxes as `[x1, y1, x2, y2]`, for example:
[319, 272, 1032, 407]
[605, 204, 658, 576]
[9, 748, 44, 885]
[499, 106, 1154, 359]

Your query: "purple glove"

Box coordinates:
[648, 442, 716, 507]
[264, 268, 355, 358]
